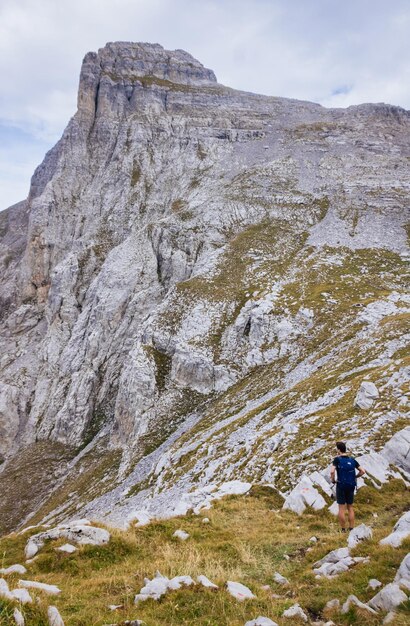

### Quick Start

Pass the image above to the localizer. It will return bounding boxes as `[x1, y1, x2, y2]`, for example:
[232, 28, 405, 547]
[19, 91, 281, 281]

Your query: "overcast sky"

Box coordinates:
[1, 0, 410, 211]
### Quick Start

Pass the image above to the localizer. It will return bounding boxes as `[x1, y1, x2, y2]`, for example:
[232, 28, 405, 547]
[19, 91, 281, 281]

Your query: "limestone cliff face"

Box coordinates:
[0, 42, 409, 532]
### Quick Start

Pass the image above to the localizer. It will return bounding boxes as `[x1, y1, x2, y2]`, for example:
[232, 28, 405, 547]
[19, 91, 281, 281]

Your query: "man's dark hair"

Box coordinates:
[336, 441, 347, 453]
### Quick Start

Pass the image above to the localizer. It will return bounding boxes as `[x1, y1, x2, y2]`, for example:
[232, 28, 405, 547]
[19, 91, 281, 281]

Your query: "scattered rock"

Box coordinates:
[168, 575, 194, 590]
[314, 547, 350, 566]
[394, 553, 410, 586]
[356, 451, 391, 484]
[18, 580, 61, 595]
[324, 598, 340, 610]
[282, 603, 308, 621]
[355, 381, 379, 409]
[11, 588, 33, 603]
[0, 577, 14, 600]
[108, 605, 123, 610]
[383, 612, 397, 624]
[308, 471, 334, 498]
[341, 594, 377, 615]
[13, 608, 25, 626]
[380, 511, 410, 547]
[313, 547, 360, 577]
[197, 574, 218, 589]
[314, 559, 352, 577]
[354, 556, 370, 564]
[368, 583, 408, 612]
[348, 524, 373, 548]
[56, 544, 77, 554]
[134, 572, 170, 602]
[400, 578, 410, 591]
[173, 529, 189, 540]
[202, 517, 210, 524]
[283, 476, 327, 515]
[25, 543, 39, 560]
[133, 571, 195, 603]
[25, 523, 110, 558]
[273, 572, 289, 585]
[0, 564, 27, 575]
[328, 501, 339, 516]
[309, 536, 318, 543]
[382, 426, 410, 476]
[245, 617, 278, 626]
[226, 581, 255, 601]
[48, 605, 65, 626]
[368, 579, 383, 590]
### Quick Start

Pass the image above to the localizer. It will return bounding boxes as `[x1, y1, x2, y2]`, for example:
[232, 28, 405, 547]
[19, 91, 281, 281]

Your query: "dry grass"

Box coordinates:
[1, 481, 409, 625]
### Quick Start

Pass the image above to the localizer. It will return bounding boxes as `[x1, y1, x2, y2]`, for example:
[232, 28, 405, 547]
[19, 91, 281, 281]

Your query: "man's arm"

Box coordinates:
[357, 465, 365, 478]
[330, 463, 336, 484]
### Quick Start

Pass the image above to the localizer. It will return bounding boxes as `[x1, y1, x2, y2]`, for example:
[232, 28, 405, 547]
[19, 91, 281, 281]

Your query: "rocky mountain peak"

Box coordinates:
[77, 41, 217, 122]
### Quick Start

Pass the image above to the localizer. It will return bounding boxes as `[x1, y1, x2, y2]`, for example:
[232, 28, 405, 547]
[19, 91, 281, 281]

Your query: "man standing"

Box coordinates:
[330, 441, 366, 532]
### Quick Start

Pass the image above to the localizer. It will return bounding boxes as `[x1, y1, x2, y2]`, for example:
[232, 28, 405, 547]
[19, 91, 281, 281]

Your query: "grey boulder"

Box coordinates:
[354, 381, 379, 409]
[368, 583, 408, 612]
[25, 523, 110, 558]
[341, 594, 377, 615]
[394, 552, 410, 585]
[380, 511, 410, 548]
[347, 524, 373, 548]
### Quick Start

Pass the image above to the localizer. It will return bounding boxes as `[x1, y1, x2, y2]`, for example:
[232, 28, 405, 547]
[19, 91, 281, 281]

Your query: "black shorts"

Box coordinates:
[336, 484, 355, 505]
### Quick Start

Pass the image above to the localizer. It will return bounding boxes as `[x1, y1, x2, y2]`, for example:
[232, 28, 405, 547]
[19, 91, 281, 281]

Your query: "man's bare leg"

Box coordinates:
[338, 504, 346, 529]
[347, 504, 355, 529]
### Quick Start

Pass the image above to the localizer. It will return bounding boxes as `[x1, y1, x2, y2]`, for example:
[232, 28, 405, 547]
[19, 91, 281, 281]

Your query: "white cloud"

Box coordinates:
[1, 0, 410, 210]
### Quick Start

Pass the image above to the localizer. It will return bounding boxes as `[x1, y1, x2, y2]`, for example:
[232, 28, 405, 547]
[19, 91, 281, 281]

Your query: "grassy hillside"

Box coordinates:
[1, 480, 409, 625]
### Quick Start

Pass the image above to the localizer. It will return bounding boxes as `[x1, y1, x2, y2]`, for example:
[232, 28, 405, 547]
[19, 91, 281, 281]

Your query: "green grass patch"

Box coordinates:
[1, 481, 409, 625]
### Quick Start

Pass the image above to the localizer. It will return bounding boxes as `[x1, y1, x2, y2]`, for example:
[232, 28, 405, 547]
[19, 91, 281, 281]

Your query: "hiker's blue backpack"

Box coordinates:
[336, 456, 357, 486]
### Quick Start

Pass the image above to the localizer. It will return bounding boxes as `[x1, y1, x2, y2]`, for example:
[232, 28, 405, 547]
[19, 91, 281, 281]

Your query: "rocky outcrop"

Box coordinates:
[25, 522, 110, 558]
[282, 428, 409, 517]
[368, 583, 408, 612]
[313, 547, 368, 578]
[18, 580, 61, 595]
[226, 581, 255, 600]
[13, 608, 25, 626]
[380, 511, 410, 547]
[47, 606, 65, 626]
[383, 427, 410, 478]
[348, 524, 373, 549]
[354, 381, 379, 409]
[134, 572, 195, 603]
[341, 594, 377, 615]
[282, 604, 308, 621]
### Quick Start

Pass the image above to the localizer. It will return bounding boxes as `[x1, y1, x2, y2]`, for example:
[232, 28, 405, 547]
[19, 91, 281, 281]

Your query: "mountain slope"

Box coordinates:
[0, 42, 409, 534]
[0, 480, 409, 625]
